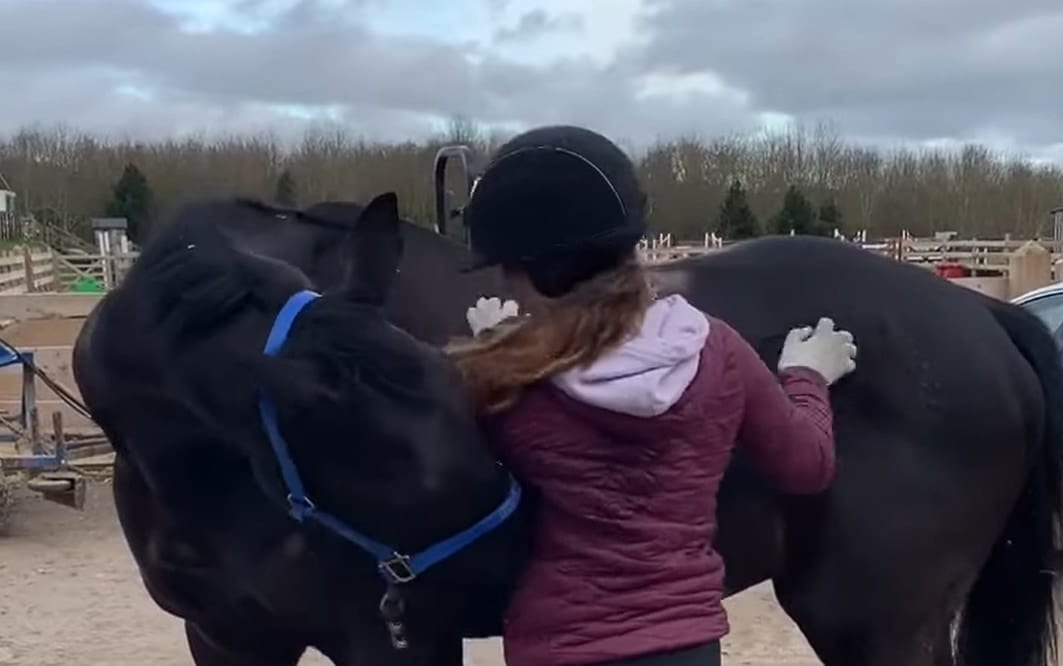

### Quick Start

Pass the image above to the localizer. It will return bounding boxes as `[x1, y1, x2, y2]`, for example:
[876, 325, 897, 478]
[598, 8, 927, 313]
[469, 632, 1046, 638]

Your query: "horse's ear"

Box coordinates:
[346, 192, 403, 305]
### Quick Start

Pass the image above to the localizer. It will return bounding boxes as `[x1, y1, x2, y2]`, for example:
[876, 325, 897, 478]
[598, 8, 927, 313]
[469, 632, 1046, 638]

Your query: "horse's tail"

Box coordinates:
[956, 299, 1062, 666]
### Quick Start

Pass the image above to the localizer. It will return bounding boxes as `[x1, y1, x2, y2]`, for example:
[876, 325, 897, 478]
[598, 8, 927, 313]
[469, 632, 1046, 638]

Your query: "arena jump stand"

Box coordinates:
[433, 144, 478, 241]
[0, 346, 91, 534]
[92, 216, 132, 290]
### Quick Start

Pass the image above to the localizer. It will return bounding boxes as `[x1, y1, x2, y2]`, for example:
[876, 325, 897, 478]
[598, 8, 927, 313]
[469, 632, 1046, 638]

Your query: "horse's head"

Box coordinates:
[117, 191, 522, 645]
[246, 193, 501, 557]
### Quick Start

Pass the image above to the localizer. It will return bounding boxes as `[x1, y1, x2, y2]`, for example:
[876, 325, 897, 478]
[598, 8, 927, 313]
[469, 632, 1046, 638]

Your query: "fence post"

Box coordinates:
[22, 245, 35, 293]
[50, 248, 61, 291]
[1008, 241, 1052, 299]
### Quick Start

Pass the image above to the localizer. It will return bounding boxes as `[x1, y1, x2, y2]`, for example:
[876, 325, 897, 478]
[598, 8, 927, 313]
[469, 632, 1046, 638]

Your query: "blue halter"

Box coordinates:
[258, 289, 523, 585]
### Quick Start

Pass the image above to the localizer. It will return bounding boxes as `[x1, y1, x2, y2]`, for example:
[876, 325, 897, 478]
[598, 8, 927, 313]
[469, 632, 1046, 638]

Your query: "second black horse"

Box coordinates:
[73, 196, 1061, 666]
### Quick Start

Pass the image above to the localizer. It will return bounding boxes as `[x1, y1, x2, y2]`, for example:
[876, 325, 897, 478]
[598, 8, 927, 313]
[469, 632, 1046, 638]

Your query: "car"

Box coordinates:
[1012, 282, 1063, 346]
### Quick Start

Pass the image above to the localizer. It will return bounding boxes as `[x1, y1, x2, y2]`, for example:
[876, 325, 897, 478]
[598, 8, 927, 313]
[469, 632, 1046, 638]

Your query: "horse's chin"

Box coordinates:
[280, 531, 309, 560]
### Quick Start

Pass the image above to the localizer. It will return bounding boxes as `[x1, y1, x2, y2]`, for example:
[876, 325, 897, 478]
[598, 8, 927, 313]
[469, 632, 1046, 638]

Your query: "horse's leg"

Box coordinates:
[776, 585, 960, 666]
[717, 460, 785, 596]
[771, 428, 1023, 666]
[186, 620, 306, 666]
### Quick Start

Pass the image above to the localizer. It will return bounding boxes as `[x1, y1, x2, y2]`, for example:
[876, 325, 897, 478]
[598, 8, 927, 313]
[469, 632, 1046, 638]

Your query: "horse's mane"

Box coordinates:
[135, 212, 311, 346]
[231, 197, 296, 216]
[239, 198, 359, 232]
[135, 198, 351, 269]
[301, 200, 366, 231]
[398, 218, 478, 268]
[128, 194, 470, 364]
[135, 198, 429, 399]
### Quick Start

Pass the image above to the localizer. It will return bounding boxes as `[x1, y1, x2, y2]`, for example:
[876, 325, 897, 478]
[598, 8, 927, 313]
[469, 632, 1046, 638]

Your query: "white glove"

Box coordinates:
[778, 317, 857, 385]
[466, 296, 520, 336]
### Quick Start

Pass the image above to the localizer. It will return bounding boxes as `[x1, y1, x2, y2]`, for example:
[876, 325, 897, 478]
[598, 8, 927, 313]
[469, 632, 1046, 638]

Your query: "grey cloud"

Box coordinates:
[0, 1, 483, 123]
[0, 0, 1058, 161]
[634, 0, 1063, 149]
[0, 0, 750, 145]
[493, 9, 585, 42]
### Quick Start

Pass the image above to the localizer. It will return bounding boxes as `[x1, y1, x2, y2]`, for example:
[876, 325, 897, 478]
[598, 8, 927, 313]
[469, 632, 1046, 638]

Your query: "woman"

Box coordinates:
[449, 125, 856, 666]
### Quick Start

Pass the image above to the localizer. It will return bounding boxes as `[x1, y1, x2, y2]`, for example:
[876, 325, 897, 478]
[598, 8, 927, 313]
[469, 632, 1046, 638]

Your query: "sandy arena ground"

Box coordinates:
[0, 318, 86, 348]
[0, 483, 819, 666]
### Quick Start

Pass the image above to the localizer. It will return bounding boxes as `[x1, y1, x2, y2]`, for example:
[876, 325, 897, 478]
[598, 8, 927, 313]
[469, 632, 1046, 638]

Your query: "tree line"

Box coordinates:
[1, 123, 1061, 245]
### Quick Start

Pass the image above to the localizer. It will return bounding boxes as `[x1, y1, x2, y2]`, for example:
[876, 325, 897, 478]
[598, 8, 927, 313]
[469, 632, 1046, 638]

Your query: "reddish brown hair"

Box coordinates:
[447, 253, 652, 413]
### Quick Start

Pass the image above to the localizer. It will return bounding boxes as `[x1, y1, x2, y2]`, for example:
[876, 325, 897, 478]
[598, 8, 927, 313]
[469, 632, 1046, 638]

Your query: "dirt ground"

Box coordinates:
[0, 483, 819, 666]
[0, 318, 86, 348]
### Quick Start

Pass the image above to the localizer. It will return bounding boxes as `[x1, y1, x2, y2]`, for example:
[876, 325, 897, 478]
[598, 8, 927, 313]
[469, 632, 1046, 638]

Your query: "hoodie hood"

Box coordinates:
[551, 294, 709, 417]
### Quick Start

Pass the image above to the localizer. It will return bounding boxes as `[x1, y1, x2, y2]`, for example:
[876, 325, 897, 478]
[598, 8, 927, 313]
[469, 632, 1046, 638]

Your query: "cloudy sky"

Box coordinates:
[1, 0, 1060, 160]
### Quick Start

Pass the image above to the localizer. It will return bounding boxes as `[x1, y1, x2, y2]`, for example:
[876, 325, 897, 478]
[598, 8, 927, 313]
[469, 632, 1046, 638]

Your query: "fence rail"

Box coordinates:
[0, 235, 1055, 297]
[0, 248, 56, 294]
[0, 247, 139, 295]
[639, 233, 1062, 274]
[53, 251, 138, 291]
[636, 232, 1061, 301]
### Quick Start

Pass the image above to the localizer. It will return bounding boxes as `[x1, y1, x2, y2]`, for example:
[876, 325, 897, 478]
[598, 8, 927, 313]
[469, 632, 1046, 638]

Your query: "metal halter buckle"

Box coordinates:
[285, 494, 316, 520]
[378, 553, 416, 584]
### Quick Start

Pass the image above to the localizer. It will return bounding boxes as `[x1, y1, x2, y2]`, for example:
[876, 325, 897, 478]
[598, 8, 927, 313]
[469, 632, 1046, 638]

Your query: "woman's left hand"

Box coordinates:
[466, 296, 520, 336]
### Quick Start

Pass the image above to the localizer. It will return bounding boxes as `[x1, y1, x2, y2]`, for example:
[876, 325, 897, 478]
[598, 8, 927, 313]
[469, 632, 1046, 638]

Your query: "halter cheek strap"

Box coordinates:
[258, 290, 522, 584]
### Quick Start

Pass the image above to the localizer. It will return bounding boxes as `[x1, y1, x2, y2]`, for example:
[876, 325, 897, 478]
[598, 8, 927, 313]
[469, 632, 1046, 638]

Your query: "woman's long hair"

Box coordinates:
[447, 252, 652, 413]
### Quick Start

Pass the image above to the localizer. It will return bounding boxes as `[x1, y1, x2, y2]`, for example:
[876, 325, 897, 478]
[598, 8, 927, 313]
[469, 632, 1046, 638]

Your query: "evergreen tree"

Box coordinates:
[817, 198, 844, 236]
[770, 185, 817, 235]
[105, 163, 154, 243]
[274, 169, 297, 207]
[716, 179, 760, 239]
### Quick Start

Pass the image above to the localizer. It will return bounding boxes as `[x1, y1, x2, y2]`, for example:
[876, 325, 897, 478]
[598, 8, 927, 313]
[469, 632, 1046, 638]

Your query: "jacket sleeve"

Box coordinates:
[724, 324, 837, 494]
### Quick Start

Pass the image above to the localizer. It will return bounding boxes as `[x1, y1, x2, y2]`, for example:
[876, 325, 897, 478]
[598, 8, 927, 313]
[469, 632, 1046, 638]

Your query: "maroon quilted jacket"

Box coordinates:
[487, 296, 835, 666]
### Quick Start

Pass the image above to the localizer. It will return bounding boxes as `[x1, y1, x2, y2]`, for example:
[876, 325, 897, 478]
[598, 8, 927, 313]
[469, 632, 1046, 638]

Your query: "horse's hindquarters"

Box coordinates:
[658, 238, 1044, 665]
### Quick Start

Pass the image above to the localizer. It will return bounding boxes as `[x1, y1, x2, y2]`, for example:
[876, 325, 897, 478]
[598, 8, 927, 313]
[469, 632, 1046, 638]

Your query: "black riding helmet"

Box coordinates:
[464, 125, 647, 297]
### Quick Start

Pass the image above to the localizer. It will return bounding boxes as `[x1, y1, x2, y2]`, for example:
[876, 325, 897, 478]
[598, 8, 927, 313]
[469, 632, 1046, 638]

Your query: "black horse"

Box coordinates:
[74, 196, 1061, 666]
[73, 194, 527, 664]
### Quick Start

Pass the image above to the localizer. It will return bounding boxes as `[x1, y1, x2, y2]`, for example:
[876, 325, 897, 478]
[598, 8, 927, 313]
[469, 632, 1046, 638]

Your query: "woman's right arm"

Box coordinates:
[724, 318, 856, 494]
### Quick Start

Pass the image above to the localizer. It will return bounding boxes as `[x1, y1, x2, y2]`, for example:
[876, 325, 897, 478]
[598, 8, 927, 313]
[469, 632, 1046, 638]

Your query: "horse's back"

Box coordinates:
[654, 236, 1031, 432]
[661, 237, 1039, 520]
[656, 235, 1039, 574]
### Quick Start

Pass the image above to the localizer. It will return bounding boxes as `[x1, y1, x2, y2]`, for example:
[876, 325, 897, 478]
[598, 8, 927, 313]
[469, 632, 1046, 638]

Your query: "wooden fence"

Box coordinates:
[637, 232, 1062, 300]
[0, 248, 57, 294]
[0, 247, 139, 295]
[0, 235, 1055, 299]
[639, 233, 1062, 273]
[0, 214, 23, 242]
[52, 251, 138, 291]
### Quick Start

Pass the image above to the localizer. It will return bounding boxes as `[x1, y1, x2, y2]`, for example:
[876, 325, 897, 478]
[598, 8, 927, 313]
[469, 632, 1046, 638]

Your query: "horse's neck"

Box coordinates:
[229, 223, 321, 274]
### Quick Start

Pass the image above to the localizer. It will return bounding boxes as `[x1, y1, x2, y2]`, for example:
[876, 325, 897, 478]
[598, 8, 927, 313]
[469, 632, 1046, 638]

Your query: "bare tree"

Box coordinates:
[0, 123, 1059, 241]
